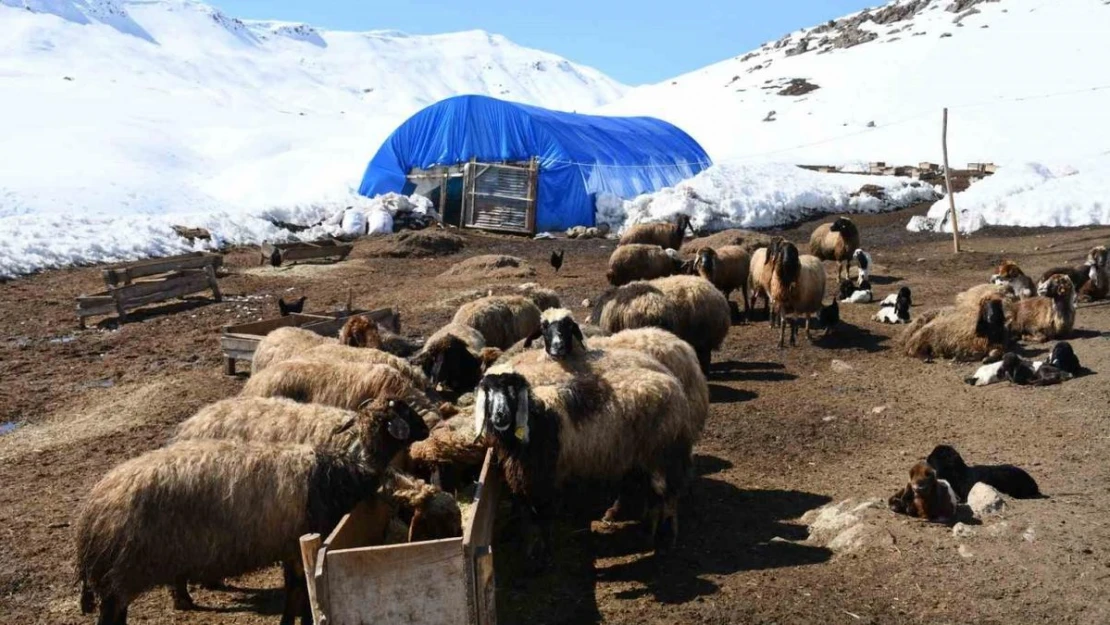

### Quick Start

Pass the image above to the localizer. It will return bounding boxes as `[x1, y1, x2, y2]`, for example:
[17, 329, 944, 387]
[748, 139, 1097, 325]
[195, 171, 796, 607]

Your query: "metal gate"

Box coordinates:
[462, 157, 538, 234]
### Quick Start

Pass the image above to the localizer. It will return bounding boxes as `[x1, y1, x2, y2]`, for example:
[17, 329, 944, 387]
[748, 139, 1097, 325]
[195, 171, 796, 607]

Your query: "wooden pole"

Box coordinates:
[942, 107, 961, 253]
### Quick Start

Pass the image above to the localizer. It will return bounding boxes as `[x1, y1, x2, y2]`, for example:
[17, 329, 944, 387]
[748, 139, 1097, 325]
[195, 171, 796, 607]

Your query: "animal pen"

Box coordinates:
[405, 157, 539, 235]
[75, 252, 223, 327]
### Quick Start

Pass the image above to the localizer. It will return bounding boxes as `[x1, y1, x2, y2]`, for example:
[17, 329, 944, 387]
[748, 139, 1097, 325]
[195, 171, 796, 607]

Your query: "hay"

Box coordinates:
[681, 229, 775, 254]
[364, 231, 465, 258]
[437, 255, 536, 281]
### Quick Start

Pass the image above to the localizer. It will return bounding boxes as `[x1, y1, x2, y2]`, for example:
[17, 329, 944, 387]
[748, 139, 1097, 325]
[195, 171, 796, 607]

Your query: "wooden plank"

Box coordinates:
[324, 500, 392, 552]
[114, 271, 209, 300]
[204, 264, 222, 302]
[277, 244, 353, 263]
[324, 538, 467, 625]
[463, 450, 502, 549]
[102, 252, 221, 285]
[464, 450, 501, 625]
[299, 533, 324, 625]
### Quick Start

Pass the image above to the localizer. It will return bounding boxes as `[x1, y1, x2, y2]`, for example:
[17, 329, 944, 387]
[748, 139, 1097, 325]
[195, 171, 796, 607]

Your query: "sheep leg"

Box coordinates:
[696, 348, 712, 374]
[806, 315, 814, 341]
[741, 284, 750, 321]
[654, 443, 692, 554]
[778, 312, 787, 348]
[170, 579, 196, 610]
[96, 595, 126, 625]
[790, 318, 798, 347]
[278, 561, 309, 625]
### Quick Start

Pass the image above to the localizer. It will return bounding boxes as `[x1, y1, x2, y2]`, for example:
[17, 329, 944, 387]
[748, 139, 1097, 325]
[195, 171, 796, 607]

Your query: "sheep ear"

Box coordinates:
[333, 416, 357, 435]
[514, 390, 530, 444]
[523, 328, 542, 348]
[572, 323, 584, 346]
[387, 416, 411, 441]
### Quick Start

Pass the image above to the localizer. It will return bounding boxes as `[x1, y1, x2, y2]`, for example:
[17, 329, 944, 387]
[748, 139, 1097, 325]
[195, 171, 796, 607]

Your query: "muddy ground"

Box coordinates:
[3, 203, 1110, 625]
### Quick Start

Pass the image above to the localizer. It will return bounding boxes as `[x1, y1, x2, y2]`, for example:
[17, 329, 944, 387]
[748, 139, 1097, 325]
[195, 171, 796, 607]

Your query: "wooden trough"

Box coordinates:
[219, 307, 399, 375]
[76, 252, 223, 328]
[260, 240, 354, 266]
[300, 450, 502, 625]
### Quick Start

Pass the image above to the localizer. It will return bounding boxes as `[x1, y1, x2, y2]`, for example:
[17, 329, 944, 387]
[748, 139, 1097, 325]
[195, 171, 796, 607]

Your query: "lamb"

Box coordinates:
[990, 261, 1036, 299]
[606, 244, 684, 286]
[1046, 341, 1083, 375]
[997, 352, 1073, 386]
[1007, 273, 1076, 342]
[693, 245, 751, 314]
[452, 295, 542, 350]
[618, 213, 694, 250]
[926, 444, 1041, 500]
[410, 322, 501, 397]
[474, 360, 699, 563]
[873, 286, 911, 324]
[900, 298, 1009, 362]
[852, 248, 873, 284]
[75, 398, 429, 625]
[1078, 246, 1109, 301]
[809, 217, 860, 281]
[377, 470, 464, 543]
[839, 278, 873, 304]
[590, 274, 731, 372]
[251, 316, 382, 373]
[887, 461, 959, 524]
[240, 360, 441, 426]
[768, 241, 827, 347]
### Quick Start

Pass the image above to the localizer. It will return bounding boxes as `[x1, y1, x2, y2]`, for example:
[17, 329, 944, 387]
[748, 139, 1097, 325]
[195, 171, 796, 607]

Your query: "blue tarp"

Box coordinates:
[358, 95, 712, 232]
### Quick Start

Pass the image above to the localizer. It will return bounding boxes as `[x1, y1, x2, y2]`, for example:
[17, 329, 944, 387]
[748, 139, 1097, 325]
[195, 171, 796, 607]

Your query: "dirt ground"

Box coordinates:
[3, 203, 1110, 625]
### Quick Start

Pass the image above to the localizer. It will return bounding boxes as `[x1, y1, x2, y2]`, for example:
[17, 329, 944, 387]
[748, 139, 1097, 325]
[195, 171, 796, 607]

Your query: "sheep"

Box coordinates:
[926, 444, 1041, 501]
[954, 283, 1017, 309]
[377, 470, 463, 543]
[900, 298, 1009, 362]
[76, 398, 429, 625]
[251, 316, 382, 373]
[990, 261, 1036, 299]
[1039, 259, 1092, 293]
[998, 352, 1073, 386]
[768, 241, 827, 347]
[474, 360, 699, 564]
[852, 248, 873, 284]
[294, 343, 429, 389]
[514, 283, 562, 311]
[590, 274, 730, 372]
[746, 238, 785, 322]
[693, 245, 751, 314]
[873, 286, 911, 323]
[809, 217, 860, 281]
[618, 213, 694, 249]
[1007, 273, 1076, 342]
[606, 244, 683, 286]
[241, 360, 442, 426]
[173, 396, 363, 449]
[887, 461, 959, 524]
[1079, 246, 1109, 301]
[410, 322, 501, 397]
[452, 295, 542, 350]
[839, 278, 873, 304]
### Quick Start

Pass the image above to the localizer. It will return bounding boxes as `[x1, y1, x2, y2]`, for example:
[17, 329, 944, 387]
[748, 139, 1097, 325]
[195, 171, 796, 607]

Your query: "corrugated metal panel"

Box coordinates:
[463, 161, 536, 234]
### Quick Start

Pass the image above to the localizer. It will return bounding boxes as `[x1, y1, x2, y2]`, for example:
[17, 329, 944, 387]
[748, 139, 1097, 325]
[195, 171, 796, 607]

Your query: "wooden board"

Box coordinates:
[261, 240, 353, 265]
[463, 450, 501, 625]
[101, 252, 222, 286]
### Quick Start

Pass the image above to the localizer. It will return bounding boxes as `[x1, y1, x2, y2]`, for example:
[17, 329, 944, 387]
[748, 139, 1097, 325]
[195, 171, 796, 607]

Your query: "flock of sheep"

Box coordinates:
[71, 211, 1105, 625]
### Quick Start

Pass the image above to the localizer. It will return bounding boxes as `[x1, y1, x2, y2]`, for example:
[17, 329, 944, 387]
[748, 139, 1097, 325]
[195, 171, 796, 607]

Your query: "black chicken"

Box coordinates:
[268, 247, 283, 268]
[278, 296, 307, 316]
[550, 249, 565, 273]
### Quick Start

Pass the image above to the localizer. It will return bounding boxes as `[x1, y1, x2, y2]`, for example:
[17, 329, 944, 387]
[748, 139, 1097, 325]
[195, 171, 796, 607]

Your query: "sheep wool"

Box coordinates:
[606, 244, 681, 286]
[452, 295, 542, 350]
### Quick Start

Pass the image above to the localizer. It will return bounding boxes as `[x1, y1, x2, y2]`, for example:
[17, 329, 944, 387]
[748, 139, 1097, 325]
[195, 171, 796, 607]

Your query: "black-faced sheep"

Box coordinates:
[887, 461, 959, 524]
[590, 275, 730, 372]
[1078, 246, 1109, 301]
[900, 298, 1009, 362]
[926, 444, 1041, 501]
[452, 295, 542, 350]
[76, 398, 428, 625]
[809, 217, 860, 281]
[852, 249, 873, 284]
[474, 361, 698, 564]
[998, 352, 1073, 386]
[410, 322, 501, 398]
[873, 286, 911, 323]
[1008, 273, 1076, 342]
[990, 261, 1036, 299]
[251, 316, 382, 374]
[768, 242, 827, 347]
[839, 278, 873, 304]
[606, 244, 683, 286]
[694, 245, 751, 314]
[618, 214, 694, 250]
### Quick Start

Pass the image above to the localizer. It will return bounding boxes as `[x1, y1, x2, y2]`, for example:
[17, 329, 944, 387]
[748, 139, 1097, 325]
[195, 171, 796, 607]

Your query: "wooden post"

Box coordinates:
[204, 264, 223, 302]
[299, 533, 325, 625]
[942, 108, 961, 253]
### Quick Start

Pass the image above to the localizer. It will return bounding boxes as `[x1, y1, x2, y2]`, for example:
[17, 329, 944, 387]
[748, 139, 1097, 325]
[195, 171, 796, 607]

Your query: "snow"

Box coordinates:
[908, 154, 1110, 233]
[598, 162, 939, 233]
[0, 0, 626, 277]
[599, 0, 1110, 167]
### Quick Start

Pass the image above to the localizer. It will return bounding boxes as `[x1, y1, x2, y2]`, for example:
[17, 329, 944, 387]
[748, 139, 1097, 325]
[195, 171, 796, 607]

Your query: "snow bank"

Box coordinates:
[598, 162, 938, 233]
[907, 156, 1110, 234]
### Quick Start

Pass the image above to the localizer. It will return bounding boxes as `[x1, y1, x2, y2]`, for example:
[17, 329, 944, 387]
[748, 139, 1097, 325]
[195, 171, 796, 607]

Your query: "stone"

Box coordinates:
[1023, 527, 1037, 543]
[831, 359, 855, 373]
[958, 544, 975, 558]
[952, 522, 976, 539]
[828, 523, 895, 554]
[968, 483, 1007, 517]
[871, 405, 888, 415]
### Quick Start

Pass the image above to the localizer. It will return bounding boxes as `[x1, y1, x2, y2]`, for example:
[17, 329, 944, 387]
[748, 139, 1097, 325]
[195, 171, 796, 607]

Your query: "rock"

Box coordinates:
[822, 416, 837, 423]
[986, 521, 1011, 537]
[871, 405, 888, 415]
[1023, 527, 1036, 543]
[952, 522, 976, 539]
[828, 523, 895, 554]
[958, 544, 975, 558]
[831, 359, 854, 373]
[968, 483, 1007, 517]
[581, 298, 592, 309]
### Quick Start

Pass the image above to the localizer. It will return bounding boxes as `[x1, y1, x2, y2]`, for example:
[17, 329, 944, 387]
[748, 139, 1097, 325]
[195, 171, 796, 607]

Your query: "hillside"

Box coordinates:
[600, 0, 1110, 166]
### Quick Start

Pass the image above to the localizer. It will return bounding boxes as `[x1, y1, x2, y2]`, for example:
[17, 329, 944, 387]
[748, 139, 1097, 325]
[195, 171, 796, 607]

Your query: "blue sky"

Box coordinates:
[212, 1, 878, 85]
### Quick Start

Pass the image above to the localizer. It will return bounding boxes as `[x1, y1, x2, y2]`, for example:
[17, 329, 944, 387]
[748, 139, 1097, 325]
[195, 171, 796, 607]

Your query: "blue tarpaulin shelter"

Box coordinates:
[357, 95, 711, 232]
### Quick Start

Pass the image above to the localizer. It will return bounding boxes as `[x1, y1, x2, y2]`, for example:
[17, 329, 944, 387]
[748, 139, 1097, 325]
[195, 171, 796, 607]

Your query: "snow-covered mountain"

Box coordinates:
[600, 0, 1110, 166]
[0, 0, 626, 219]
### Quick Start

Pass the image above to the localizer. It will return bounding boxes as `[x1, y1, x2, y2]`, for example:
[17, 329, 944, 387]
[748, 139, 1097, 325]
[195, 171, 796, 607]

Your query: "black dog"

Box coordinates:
[278, 296, 307, 316]
[926, 444, 1041, 501]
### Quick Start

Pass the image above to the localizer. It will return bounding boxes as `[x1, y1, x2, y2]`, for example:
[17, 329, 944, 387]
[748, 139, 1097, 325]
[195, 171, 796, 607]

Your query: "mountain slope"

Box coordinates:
[599, 0, 1110, 166]
[0, 0, 627, 220]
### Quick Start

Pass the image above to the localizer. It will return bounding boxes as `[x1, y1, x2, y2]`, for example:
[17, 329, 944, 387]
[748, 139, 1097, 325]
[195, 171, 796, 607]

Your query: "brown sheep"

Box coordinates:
[618, 214, 694, 249]
[809, 217, 860, 281]
[410, 322, 502, 397]
[452, 295, 542, 350]
[747, 237, 785, 323]
[295, 343, 428, 389]
[606, 244, 683, 286]
[337, 315, 382, 348]
[900, 298, 1009, 362]
[251, 316, 382, 373]
[173, 396, 362, 449]
[954, 283, 1018, 309]
[1008, 273, 1076, 342]
[768, 242, 827, 347]
[1079, 246, 1109, 301]
[887, 461, 959, 524]
[694, 245, 751, 314]
[990, 261, 1036, 299]
[75, 398, 428, 625]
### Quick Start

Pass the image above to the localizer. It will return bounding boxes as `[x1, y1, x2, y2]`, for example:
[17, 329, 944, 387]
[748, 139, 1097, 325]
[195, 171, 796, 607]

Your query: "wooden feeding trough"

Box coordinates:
[260, 239, 354, 266]
[219, 307, 399, 375]
[76, 252, 223, 328]
[300, 450, 502, 625]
